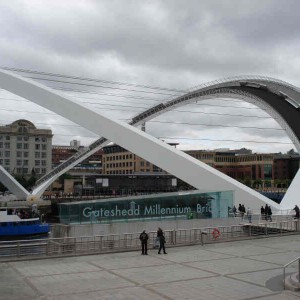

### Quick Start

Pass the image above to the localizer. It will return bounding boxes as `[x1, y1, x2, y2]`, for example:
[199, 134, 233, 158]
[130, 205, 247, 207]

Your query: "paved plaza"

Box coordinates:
[2, 235, 300, 299]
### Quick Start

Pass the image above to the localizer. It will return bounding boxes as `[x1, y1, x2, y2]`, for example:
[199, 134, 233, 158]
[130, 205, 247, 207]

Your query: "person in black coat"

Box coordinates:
[268, 206, 272, 222]
[139, 230, 149, 255]
[157, 227, 167, 254]
[294, 205, 300, 219]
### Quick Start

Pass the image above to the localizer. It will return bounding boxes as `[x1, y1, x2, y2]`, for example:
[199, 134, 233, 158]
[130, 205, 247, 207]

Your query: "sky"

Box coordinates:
[0, 0, 299, 154]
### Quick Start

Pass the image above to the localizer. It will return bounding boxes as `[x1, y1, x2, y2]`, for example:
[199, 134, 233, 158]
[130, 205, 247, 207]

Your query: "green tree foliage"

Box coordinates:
[13, 175, 37, 190]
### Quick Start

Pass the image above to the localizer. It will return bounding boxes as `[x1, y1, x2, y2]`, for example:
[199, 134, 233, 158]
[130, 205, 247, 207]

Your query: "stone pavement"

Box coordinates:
[2, 235, 300, 299]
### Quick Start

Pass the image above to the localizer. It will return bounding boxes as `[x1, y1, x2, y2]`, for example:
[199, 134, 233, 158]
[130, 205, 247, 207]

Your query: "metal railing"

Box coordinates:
[0, 219, 299, 261]
[283, 256, 300, 289]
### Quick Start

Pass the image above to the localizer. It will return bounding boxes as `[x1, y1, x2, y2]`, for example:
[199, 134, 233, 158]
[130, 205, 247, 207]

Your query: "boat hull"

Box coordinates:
[0, 224, 50, 237]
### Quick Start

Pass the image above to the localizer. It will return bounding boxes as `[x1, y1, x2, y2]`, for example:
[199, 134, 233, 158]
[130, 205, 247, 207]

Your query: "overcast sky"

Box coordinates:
[0, 0, 299, 154]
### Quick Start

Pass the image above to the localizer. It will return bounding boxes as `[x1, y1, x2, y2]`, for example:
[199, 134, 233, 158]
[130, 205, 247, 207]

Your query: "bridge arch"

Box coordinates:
[0, 70, 299, 209]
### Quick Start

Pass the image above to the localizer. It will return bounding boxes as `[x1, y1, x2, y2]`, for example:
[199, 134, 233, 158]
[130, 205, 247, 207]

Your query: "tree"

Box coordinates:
[283, 179, 291, 188]
[243, 176, 252, 187]
[264, 180, 272, 188]
[27, 176, 37, 190]
[14, 175, 29, 189]
[253, 179, 262, 189]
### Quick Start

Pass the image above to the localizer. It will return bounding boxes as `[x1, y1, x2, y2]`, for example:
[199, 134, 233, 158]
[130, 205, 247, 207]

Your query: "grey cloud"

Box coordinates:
[0, 0, 298, 154]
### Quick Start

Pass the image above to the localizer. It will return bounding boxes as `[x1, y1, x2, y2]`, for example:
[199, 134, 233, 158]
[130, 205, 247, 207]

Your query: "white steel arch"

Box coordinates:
[0, 69, 282, 210]
[32, 85, 300, 198]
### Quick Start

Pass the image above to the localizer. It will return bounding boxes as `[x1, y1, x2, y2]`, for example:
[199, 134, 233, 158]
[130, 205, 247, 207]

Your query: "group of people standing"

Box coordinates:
[231, 203, 273, 223]
[139, 227, 167, 255]
[261, 204, 273, 221]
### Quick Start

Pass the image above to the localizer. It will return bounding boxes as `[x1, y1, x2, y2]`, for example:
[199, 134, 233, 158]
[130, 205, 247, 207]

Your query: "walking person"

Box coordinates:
[139, 230, 149, 255]
[157, 227, 167, 254]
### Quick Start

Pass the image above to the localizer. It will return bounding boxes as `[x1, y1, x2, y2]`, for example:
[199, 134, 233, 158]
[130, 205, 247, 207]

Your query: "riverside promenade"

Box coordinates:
[1, 234, 300, 300]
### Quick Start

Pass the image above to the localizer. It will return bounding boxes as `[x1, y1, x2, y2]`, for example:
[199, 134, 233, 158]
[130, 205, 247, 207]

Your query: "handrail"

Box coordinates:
[283, 256, 300, 289]
[0, 218, 298, 261]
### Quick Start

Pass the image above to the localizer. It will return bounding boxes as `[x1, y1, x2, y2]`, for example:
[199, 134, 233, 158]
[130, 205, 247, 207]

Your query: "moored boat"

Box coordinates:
[0, 209, 50, 238]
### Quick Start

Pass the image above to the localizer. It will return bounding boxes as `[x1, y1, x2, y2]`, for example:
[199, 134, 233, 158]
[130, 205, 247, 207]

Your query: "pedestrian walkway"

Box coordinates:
[1, 235, 300, 299]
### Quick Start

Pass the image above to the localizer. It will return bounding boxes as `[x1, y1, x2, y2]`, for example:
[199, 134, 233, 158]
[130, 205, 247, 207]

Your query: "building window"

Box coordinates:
[17, 160, 22, 166]
[5, 151, 10, 157]
[16, 151, 22, 158]
[23, 160, 28, 166]
[35, 144, 40, 150]
[17, 136, 22, 141]
[5, 159, 9, 165]
[41, 152, 46, 158]
[17, 143, 22, 149]
[35, 152, 40, 158]
[23, 137, 28, 141]
[5, 142, 10, 149]
[35, 160, 40, 166]
[0, 142, 2, 148]
[24, 152, 28, 158]
[264, 164, 272, 180]
[23, 144, 28, 149]
[42, 144, 47, 150]
[41, 168, 46, 174]
[5, 136, 10, 140]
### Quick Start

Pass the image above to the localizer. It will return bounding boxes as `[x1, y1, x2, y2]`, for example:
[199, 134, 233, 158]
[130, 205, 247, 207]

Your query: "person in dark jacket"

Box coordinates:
[265, 204, 269, 221]
[139, 230, 149, 255]
[157, 227, 167, 254]
[261, 206, 265, 219]
[294, 205, 300, 219]
[268, 206, 272, 222]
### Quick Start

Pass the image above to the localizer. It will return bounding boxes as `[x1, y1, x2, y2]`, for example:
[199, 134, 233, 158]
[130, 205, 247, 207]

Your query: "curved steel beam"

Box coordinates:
[0, 69, 280, 210]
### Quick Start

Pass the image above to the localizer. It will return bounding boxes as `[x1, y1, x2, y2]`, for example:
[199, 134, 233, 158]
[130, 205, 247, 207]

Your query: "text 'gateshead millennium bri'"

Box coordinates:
[83, 204, 211, 218]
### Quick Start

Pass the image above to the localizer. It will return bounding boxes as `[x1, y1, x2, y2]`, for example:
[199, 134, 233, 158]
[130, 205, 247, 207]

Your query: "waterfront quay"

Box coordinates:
[1, 234, 300, 300]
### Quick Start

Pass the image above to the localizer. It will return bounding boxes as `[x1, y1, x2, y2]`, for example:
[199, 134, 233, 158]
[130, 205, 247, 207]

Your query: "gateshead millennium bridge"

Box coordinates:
[0, 69, 299, 210]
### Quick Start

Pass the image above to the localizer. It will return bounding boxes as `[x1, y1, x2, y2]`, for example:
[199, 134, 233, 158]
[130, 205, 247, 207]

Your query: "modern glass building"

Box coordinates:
[58, 190, 234, 224]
